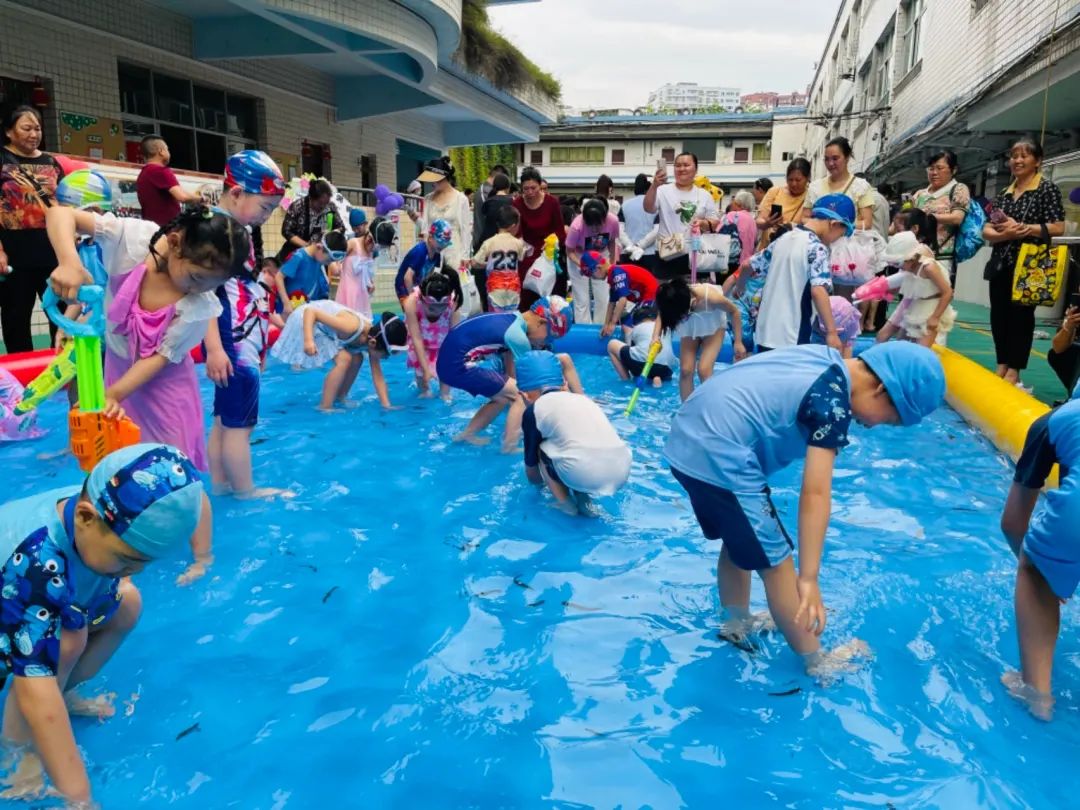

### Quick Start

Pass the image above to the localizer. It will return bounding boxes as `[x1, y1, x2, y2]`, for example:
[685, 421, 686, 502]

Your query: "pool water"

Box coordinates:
[3, 354, 1079, 809]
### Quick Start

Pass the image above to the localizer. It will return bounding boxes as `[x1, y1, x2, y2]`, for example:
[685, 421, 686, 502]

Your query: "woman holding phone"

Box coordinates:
[644, 152, 719, 280]
[755, 158, 810, 250]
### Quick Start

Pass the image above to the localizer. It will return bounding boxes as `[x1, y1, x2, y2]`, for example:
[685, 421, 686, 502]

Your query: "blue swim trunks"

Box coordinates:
[670, 466, 794, 570]
[213, 364, 260, 429]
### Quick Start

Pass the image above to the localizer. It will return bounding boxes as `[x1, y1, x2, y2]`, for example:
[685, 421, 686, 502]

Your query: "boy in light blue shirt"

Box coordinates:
[664, 342, 945, 672]
[1000, 382, 1080, 718]
[0, 444, 204, 805]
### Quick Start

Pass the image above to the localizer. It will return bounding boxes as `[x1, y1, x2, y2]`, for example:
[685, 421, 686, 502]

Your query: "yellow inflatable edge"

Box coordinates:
[934, 346, 1058, 487]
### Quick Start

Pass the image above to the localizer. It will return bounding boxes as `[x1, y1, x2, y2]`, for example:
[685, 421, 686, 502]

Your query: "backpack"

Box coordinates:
[718, 214, 743, 269]
[949, 184, 986, 264]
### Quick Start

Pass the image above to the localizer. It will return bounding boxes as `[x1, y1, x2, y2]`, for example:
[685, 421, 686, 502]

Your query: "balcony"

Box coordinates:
[145, 0, 555, 144]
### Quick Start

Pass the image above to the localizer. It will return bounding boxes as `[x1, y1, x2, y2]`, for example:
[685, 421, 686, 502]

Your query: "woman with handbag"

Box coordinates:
[802, 137, 875, 231]
[982, 138, 1065, 388]
[514, 167, 566, 309]
[644, 152, 719, 280]
[912, 150, 972, 279]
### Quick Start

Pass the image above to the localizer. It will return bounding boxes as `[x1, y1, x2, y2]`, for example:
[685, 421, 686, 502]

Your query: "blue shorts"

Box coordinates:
[213, 364, 260, 429]
[1023, 481, 1080, 599]
[619, 346, 673, 381]
[670, 467, 793, 570]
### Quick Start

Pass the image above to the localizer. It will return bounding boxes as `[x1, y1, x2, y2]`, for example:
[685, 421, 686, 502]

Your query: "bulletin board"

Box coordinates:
[58, 112, 125, 161]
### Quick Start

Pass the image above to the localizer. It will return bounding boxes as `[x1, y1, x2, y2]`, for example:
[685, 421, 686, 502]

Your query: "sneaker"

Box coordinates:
[1033, 329, 1051, 340]
[1015, 381, 1034, 394]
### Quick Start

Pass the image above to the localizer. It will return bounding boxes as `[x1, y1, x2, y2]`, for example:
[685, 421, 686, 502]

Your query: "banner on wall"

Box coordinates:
[58, 112, 125, 161]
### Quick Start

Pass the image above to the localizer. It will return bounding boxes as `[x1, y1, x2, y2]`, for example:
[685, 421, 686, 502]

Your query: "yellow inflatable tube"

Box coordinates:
[934, 346, 1058, 487]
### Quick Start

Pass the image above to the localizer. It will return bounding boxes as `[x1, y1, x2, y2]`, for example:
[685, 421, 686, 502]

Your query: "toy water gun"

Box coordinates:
[42, 244, 140, 472]
[624, 342, 662, 416]
[13, 341, 76, 415]
[851, 271, 910, 304]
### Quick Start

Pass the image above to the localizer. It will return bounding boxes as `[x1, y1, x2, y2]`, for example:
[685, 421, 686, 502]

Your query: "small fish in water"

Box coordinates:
[527, 599, 545, 608]
[176, 722, 200, 741]
[300, 564, 318, 573]
[768, 687, 802, 697]
[322, 586, 338, 603]
[512, 577, 532, 590]
[562, 601, 600, 612]
[250, 437, 268, 446]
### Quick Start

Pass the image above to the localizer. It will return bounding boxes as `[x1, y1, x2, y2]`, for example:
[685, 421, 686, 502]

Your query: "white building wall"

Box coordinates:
[2, 0, 442, 192]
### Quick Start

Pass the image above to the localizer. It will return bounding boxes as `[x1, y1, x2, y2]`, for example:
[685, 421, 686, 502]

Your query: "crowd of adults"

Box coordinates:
[0, 102, 1074, 397]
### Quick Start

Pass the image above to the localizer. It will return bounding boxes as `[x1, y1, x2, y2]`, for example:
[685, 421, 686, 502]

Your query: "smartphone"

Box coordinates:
[1070, 292, 1080, 311]
[656, 158, 666, 172]
[770, 203, 783, 219]
[990, 207, 1007, 225]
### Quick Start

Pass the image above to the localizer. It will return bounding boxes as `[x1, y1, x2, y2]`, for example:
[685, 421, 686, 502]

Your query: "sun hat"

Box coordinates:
[860, 342, 946, 426]
[811, 193, 856, 237]
[86, 443, 204, 558]
[515, 351, 565, 393]
[416, 157, 452, 184]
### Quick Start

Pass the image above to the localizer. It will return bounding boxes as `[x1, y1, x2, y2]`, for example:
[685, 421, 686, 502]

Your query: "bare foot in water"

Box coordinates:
[452, 432, 491, 446]
[236, 487, 295, 501]
[1001, 670, 1054, 721]
[65, 690, 117, 719]
[0, 750, 45, 799]
[719, 610, 776, 653]
[805, 638, 872, 683]
[176, 555, 214, 586]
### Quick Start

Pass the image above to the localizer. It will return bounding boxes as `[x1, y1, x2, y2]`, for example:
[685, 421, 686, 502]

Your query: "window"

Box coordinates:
[733, 147, 749, 164]
[611, 149, 625, 165]
[752, 143, 770, 163]
[661, 147, 675, 162]
[550, 146, 604, 164]
[117, 61, 258, 173]
[529, 149, 543, 165]
[782, 151, 794, 161]
[682, 139, 717, 162]
[902, 0, 924, 74]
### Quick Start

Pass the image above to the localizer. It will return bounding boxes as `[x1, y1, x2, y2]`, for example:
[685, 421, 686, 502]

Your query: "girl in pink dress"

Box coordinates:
[45, 205, 251, 585]
[337, 226, 376, 319]
[403, 271, 462, 399]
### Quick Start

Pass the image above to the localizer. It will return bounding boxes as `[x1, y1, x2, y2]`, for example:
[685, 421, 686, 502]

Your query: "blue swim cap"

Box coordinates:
[515, 350, 564, 393]
[811, 193, 857, 237]
[859, 342, 945, 426]
[86, 443, 204, 558]
[224, 150, 285, 196]
[349, 208, 367, 229]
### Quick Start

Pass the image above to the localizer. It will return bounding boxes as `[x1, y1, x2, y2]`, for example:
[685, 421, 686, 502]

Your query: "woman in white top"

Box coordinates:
[410, 156, 472, 272]
[803, 137, 875, 231]
[644, 151, 720, 280]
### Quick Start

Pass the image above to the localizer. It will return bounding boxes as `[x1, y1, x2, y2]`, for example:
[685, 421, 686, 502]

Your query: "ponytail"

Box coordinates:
[904, 208, 939, 252]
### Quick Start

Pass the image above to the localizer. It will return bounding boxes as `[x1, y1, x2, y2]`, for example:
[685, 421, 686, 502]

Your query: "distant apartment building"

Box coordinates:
[647, 83, 741, 110]
[741, 91, 809, 109]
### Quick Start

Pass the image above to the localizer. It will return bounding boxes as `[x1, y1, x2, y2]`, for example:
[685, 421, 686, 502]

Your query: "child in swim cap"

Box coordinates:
[437, 296, 582, 451]
[665, 341, 945, 675]
[204, 150, 290, 505]
[0, 444, 203, 805]
[517, 351, 631, 515]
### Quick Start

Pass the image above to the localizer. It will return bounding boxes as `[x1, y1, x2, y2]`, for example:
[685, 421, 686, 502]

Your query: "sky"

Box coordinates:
[487, 0, 843, 110]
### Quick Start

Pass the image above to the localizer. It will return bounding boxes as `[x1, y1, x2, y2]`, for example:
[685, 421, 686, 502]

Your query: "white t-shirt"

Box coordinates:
[654, 184, 718, 241]
[526, 391, 632, 496]
[620, 195, 659, 255]
[805, 175, 875, 214]
[628, 321, 676, 366]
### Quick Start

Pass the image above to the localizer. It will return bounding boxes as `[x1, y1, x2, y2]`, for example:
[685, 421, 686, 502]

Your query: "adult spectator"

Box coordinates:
[412, 156, 471, 272]
[0, 105, 65, 352]
[566, 198, 620, 323]
[472, 163, 508, 252]
[619, 173, 659, 273]
[513, 167, 565, 307]
[756, 157, 810, 249]
[856, 174, 891, 240]
[280, 178, 333, 263]
[478, 172, 514, 245]
[596, 174, 620, 217]
[752, 177, 773, 207]
[912, 149, 972, 281]
[721, 190, 758, 271]
[982, 137, 1066, 388]
[644, 151, 719, 279]
[135, 135, 201, 227]
[1048, 302, 1080, 399]
[804, 136, 874, 231]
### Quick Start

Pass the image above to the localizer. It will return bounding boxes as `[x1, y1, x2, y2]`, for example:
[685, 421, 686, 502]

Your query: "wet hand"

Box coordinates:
[600, 323, 614, 338]
[795, 576, 826, 635]
[206, 349, 233, 386]
[733, 341, 748, 362]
